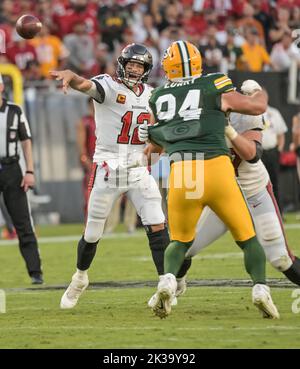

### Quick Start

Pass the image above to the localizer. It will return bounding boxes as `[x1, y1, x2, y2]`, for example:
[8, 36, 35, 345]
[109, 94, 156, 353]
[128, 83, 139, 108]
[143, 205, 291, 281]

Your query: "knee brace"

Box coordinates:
[270, 255, 292, 272]
[145, 225, 170, 275]
[84, 219, 106, 243]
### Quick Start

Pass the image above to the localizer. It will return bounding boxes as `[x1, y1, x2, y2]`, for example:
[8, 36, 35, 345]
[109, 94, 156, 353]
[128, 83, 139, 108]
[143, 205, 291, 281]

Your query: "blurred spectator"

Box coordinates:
[158, 26, 186, 59]
[95, 42, 112, 75]
[6, 31, 37, 75]
[237, 2, 265, 44]
[292, 111, 300, 182]
[251, 0, 274, 48]
[224, 28, 246, 70]
[76, 97, 95, 216]
[199, 24, 227, 74]
[132, 14, 159, 45]
[241, 27, 271, 71]
[97, 1, 128, 51]
[29, 24, 69, 79]
[262, 91, 288, 211]
[181, 5, 207, 37]
[271, 31, 300, 71]
[23, 60, 44, 83]
[154, 1, 181, 33]
[52, 0, 99, 40]
[289, 6, 300, 29]
[64, 21, 99, 78]
[269, 6, 292, 45]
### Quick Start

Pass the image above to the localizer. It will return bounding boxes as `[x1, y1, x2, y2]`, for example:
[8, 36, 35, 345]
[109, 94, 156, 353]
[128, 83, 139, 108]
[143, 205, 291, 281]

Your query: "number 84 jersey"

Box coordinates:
[91, 74, 152, 166]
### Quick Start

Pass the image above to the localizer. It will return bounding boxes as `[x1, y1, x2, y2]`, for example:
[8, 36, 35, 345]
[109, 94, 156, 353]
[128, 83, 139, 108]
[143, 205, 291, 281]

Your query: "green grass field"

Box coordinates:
[1, 214, 300, 349]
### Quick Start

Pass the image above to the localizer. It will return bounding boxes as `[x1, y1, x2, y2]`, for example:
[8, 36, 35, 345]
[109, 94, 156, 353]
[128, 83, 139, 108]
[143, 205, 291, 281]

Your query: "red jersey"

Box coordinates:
[6, 43, 37, 71]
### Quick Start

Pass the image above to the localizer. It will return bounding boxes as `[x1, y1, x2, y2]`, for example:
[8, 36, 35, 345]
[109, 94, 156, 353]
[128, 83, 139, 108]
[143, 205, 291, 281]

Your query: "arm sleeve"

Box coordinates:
[213, 73, 235, 94]
[17, 106, 32, 141]
[88, 74, 112, 104]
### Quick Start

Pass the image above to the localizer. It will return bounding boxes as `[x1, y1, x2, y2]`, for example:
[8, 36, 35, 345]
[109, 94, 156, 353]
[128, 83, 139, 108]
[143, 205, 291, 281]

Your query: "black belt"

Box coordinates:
[0, 156, 19, 165]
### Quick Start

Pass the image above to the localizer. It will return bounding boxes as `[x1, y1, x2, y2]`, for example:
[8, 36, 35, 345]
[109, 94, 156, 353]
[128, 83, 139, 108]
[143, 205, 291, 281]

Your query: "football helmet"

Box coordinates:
[162, 40, 202, 81]
[117, 43, 153, 86]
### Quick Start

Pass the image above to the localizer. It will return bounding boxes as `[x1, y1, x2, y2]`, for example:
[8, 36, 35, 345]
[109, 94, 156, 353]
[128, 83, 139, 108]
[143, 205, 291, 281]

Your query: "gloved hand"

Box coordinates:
[138, 122, 149, 143]
[225, 118, 238, 141]
[241, 80, 262, 95]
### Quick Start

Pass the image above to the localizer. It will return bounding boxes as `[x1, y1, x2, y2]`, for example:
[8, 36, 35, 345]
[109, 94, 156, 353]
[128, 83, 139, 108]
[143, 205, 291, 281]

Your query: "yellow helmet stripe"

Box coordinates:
[176, 41, 190, 77]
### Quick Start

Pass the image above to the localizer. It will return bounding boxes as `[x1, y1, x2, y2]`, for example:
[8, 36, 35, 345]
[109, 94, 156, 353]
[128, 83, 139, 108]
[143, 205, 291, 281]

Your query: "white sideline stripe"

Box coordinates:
[0, 326, 299, 331]
[0, 231, 144, 246]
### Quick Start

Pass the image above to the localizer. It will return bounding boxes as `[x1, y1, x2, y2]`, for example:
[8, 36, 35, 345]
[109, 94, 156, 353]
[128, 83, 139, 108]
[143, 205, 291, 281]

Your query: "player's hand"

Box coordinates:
[138, 122, 149, 142]
[21, 173, 35, 192]
[50, 70, 75, 94]
[241, 80, 262, 95]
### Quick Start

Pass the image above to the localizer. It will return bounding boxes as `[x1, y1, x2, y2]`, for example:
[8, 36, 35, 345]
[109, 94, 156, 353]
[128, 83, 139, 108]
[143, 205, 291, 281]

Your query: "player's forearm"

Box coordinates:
[21, 139, 34, 171]
[68, 71, 92, 92]
[242, 91, 268, 115]
[229, 135, 257, 161]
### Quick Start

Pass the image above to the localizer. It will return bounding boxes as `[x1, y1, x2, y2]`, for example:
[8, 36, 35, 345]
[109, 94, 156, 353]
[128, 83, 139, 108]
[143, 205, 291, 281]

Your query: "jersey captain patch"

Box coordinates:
[116, 94, 126, 104]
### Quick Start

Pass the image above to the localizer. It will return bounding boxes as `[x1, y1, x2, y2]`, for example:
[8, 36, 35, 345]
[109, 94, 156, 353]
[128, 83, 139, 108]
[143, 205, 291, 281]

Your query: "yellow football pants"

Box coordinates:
[168, 156, 255, 242]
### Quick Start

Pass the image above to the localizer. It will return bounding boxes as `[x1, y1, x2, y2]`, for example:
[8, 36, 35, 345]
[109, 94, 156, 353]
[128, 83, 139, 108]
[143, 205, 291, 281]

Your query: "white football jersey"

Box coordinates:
[90, 74, 152, 170]
[229, 112, 270, 198]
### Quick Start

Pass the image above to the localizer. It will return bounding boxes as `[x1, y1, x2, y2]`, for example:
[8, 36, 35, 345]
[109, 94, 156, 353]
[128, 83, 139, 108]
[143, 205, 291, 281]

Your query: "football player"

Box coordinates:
[51, 44, 182, 309]
[139, 41, 279, 319]
[185, 80, 300, 285]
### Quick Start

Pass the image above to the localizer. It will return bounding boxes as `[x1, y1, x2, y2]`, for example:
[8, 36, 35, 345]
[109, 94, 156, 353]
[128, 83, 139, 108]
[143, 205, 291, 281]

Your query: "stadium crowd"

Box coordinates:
[0, 0, 300, 85]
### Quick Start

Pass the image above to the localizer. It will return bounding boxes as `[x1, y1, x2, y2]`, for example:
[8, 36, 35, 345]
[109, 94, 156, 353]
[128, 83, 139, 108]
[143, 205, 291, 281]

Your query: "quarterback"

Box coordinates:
[51, 44, 182, 309]
[139, 40, 279, 319]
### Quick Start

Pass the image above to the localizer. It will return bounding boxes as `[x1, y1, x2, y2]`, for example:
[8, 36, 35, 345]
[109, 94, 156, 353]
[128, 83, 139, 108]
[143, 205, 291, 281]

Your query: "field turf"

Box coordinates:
[1, 214, 300, 349]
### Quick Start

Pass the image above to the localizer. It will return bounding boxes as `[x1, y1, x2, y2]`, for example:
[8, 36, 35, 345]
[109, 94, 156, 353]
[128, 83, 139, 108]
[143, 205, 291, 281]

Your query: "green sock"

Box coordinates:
[164, 240, 193, 276]
[236, 236, 266, 285]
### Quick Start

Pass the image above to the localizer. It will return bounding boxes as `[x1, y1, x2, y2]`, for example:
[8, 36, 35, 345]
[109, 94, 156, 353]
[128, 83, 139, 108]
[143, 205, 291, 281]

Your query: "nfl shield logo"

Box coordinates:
[116, 94, 126, 104]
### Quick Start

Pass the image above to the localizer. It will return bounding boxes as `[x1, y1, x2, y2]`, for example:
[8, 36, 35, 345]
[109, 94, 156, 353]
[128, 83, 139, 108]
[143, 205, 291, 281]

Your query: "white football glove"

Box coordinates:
[241, 80, 262, 95]
[138, 121, 149, 142]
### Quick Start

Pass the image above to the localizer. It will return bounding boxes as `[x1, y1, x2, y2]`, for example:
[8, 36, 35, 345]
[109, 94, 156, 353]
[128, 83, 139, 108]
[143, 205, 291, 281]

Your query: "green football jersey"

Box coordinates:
[148, 73, 234, 160]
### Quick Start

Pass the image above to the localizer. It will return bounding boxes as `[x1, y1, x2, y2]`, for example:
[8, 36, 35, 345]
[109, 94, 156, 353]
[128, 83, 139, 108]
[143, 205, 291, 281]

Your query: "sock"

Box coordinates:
[164, 240, 193, 276]
[177, 258, 192, 278]
[283, 257, 300, 285]
[76, 268, 88, 278]
[236, 236, 266, 285]
[146, 226, 170, 275]
[77, 236, 99, 271]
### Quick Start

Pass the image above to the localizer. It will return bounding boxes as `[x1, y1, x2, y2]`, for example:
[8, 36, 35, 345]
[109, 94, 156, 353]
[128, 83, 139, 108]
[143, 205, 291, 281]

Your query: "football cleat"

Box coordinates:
[252, 284, 280, 319]
[176, 276, 187, 297]
[151, 273, 177, 319]
[148, 293, 177, 308]
[60, 272, 89, 309]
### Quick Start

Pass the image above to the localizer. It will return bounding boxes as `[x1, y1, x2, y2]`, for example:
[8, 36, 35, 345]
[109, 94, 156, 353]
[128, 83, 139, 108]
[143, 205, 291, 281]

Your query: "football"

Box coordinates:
[16, 14, 42, 39]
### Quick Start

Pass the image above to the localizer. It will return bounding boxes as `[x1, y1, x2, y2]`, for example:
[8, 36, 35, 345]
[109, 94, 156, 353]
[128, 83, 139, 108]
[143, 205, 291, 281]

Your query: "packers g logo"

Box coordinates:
[172, 124, 190, 136]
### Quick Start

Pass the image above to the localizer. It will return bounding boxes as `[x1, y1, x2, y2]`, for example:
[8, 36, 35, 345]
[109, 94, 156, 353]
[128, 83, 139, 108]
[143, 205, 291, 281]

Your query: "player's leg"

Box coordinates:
[208, 156, 279, 319]
[127, 172, 167, 276]
[150, 160, 205, 318]
[61, 164, 121, 309]
[249, 182, 300, 285]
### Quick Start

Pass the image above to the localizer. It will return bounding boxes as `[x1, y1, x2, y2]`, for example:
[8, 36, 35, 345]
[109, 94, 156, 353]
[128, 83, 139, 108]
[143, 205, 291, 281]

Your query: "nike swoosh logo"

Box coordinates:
[253, 202, 262, 208]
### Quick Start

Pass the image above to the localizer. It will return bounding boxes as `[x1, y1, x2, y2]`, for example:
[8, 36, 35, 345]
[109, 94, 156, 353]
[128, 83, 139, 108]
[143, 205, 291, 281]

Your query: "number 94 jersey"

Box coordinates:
[148, 73, 234, 159]
[91, 74, 152, 165]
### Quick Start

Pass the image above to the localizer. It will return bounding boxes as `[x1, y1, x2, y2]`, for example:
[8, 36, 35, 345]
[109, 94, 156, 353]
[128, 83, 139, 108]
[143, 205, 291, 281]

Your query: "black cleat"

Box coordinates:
[31, 274, 44, 285]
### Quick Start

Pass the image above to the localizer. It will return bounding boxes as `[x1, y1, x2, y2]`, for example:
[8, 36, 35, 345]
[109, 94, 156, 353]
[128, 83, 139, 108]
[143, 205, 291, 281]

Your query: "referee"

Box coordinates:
[0, 74, 43, 284]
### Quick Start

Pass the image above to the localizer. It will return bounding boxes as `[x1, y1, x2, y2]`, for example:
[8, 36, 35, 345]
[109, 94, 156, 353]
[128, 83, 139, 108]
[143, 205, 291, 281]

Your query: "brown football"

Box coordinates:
[16, 15, 42, 39]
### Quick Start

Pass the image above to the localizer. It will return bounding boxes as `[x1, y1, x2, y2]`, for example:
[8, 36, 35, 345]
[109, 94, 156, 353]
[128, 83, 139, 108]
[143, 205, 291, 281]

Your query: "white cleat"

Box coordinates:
[151, 273, 177, 319]
[176, 276, 187, 297]
[252, 284, 280, 319]
[148, 293, 177, 308]
[60, 272, 89, 309]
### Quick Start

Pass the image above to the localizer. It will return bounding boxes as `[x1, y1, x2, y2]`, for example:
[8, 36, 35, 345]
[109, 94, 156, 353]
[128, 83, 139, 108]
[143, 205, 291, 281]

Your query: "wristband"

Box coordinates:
[225, 125, 238, 140]
[26, 170, 34, 174]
